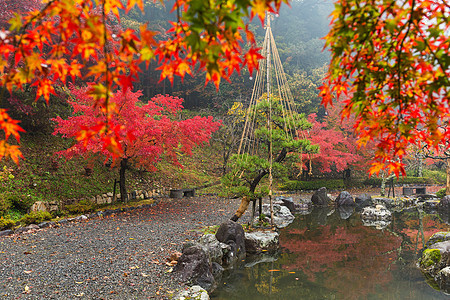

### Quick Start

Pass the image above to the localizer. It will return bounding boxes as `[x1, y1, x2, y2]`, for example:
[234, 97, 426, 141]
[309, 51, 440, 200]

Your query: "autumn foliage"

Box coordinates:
[0, 0, 288, 163]
[53, 85, 221, 170]
[306, 113, 360, 174]
[320, 0, 450, 176]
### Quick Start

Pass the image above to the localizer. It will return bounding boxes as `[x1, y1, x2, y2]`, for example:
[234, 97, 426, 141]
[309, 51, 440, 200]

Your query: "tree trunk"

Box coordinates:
[446, 159, 450, 195]
[417, 153, 423, 177]
[120, 158, 128, 203]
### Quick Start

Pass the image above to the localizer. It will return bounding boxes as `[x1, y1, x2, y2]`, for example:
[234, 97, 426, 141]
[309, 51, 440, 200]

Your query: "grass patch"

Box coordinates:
[20, 211, 52, 225]
[198, 225, 220, 235]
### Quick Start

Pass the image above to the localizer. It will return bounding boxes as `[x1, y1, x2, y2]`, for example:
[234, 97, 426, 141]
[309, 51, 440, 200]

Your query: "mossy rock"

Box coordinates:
[420, 249, 442, 269]
[426, 232, 450, 249]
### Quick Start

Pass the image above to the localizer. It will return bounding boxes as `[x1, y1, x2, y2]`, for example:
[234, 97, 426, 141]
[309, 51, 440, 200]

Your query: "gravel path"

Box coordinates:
[0, 196, 250, 299]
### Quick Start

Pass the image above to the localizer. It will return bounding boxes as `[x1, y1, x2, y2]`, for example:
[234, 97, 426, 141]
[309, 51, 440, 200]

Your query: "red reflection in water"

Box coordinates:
[280, 223, 401, 298]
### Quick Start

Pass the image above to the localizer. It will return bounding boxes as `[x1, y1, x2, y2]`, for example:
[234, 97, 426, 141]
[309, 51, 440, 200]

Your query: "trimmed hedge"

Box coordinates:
[362, 176, 436, 187]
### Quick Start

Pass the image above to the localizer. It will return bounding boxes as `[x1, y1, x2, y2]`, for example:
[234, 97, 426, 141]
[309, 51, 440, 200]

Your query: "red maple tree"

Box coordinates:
[304, 102, 371, 175]
[52, 85, 221, 201]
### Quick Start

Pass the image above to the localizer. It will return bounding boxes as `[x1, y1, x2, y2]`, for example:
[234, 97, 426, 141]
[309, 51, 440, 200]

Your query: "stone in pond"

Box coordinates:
[215, 220, 246, 266]
[174, 285, 209, 300]
[439, 195, 450, 210]
[244, 230, 279, 254]
[355, 193, 373, 208]
[260, 204, 294, 228]
[335, 191, 356, 207]
[311, 187, 332, 206]
[174, 244, 215, 291]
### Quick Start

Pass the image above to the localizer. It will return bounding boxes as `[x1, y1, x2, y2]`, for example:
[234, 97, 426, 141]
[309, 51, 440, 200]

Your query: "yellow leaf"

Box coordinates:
[104, 0, 124, 18]
[127, 0, 144, 13]
[176, 62, 191, 77]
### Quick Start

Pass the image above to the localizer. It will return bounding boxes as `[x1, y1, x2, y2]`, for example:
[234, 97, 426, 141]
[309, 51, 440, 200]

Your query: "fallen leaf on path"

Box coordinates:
[130, 266, 140, 270]
[141, 273, 150, 277]
[23, 285, 30, 294]
[24, 270, 32, 274]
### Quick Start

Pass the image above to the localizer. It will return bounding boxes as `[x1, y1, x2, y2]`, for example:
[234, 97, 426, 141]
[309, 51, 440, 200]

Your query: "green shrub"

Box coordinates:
[436, 188, 446, 198]
[0, 216, 16, 230]
[20, 211, 52, 225]
[65, 199, 96, 214]
[9, 193, 34, 213]
[0, 194, 12, 214]
[281, 179, 345, 191]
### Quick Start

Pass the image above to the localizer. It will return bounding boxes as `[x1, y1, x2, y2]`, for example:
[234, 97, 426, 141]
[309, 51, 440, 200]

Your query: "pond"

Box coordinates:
[211, 207, 450, 299]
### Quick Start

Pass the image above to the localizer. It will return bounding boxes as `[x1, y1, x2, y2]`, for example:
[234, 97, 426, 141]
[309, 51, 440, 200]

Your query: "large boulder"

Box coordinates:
[361, 205, 392, 228]
[419, 237, 450, 293]
[30, 201, 48, 212]
[198, 234, 225, 265]
[373, 197, 395, 209]
[174, 285, 209, 300]
[174, 244, 215, 291]
[426, 232, 450, 248]
[311, 187, 332, 206]
[260, 204, 295, 228]
[215, 220, 246, 266]
[335, 191, 356, 207]
[244, 230, 279, 254]
[439, 195, 450, 210]
[355, 193, 373, 208]
[419, 241, 450, 274]
[436, 267, 450, 292]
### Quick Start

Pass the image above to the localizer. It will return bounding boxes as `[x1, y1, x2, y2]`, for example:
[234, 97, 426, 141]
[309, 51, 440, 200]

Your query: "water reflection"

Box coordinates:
[211, 208, 450, 299]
